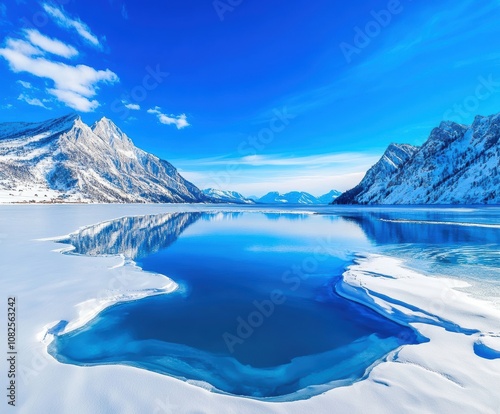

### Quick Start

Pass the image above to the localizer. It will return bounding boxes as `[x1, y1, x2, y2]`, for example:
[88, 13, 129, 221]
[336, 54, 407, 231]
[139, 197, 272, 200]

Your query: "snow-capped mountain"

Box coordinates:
[317, 190, 342, 204]
[202, 188, 255, 204]
[257, 190, 341, 204]
[334, 143, 418, 204]
[0, 114, 208, 203]
[334, 113, 500, 204]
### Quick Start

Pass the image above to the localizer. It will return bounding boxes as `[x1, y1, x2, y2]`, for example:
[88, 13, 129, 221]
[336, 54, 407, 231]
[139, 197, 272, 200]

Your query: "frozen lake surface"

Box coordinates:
[49, 206, 500, 400]
[1, 204, 499, 413]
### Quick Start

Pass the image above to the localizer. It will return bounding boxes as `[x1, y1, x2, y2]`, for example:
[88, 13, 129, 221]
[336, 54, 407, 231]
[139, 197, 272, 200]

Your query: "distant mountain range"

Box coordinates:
[257, 190, 342, 204]
[0, 114, 208, 203]
[203, 189, 342, 204]
[334, 113, 499, 204]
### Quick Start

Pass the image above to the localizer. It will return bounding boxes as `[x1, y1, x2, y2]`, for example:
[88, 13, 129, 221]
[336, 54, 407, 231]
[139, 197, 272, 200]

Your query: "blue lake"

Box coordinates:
[49, 208, 500, 399]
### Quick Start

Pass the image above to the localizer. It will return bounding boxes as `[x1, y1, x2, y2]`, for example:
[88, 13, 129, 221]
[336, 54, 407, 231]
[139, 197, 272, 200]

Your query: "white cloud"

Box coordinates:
[4, 38, 41, 57]
[0, 37, 118, 112]
[18, 93, 50, 109]
[25, 29, 78, 58]
[17, 80, 32, 89]
[48, 89, 98, 112]
[0, 6, 114, 113]
[148, 106, 190, 129]
[123, 102, 140, 110]
[42, 3, 101, 48]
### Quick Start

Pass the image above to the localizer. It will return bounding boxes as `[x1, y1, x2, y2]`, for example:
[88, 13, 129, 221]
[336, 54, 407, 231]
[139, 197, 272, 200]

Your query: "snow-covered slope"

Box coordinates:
[202, 188, 255, 204]
[334, 143, 418, 204]
[0, 114, 208, 203]
[335, 113, 500, 204]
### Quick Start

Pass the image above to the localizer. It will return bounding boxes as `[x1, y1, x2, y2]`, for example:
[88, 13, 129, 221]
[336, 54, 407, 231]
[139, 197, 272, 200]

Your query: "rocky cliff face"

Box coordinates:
[335, 114, 500, 205]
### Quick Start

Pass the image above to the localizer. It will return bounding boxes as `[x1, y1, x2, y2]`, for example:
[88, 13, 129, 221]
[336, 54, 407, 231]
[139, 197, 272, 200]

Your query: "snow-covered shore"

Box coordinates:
[1, 204, 500, 414]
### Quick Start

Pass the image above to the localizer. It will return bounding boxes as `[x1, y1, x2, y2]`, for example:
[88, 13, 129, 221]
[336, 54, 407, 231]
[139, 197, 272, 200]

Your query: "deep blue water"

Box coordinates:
[49, 208, 500, 399]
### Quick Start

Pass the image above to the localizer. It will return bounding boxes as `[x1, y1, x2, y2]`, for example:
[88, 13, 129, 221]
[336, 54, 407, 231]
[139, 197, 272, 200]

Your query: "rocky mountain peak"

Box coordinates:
[92, 117, 133, 147]
[0, 114, 206, 203]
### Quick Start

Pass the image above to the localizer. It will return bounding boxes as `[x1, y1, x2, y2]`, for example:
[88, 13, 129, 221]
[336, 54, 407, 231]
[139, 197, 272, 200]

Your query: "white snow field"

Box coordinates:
[1, 204, 500, 414]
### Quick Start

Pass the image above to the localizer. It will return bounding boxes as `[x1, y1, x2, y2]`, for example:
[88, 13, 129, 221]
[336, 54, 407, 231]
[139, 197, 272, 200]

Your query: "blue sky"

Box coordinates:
[1, 0, 500, 196]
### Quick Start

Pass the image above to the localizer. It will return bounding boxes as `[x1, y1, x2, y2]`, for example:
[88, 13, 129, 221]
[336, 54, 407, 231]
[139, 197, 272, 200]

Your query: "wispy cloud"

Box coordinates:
[123, 102, 140, 110]
[177, 152, 380, 168]
[17, 80, 32, 89]
[265, 0, 500, 121]
[453, 52, 500, 69]
[237, 153, 379, 167]
[121, 4, 129, 20]
[16, 78, 53, 109]
[42, 3, 101, 48]
[24, 29, 78, 58]
[148, 107, 190, 129]
[18, 93, 50, 109]
[351, 1, 499, 78]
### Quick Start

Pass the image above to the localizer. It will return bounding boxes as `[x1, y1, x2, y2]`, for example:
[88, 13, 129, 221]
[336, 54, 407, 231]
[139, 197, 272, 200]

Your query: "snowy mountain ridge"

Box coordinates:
[334, 113, 500, 204]
[0, 114, 208, 203]
[202, 188, 255, 204]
